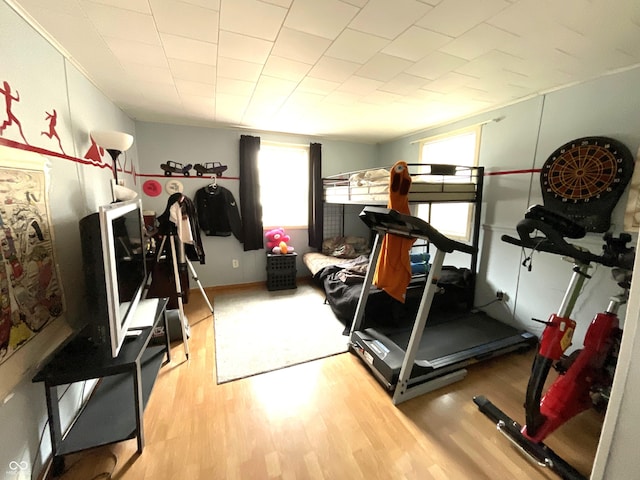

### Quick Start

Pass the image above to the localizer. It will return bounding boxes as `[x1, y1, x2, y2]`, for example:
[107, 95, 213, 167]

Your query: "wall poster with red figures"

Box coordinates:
[0, 164, 64, 364]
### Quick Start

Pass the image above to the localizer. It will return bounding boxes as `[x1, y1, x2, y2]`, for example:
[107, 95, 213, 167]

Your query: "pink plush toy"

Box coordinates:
[265, 227, 294, 254]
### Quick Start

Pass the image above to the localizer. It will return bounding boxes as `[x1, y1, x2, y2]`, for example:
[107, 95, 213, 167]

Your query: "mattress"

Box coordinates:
[323, 164, 480, 204]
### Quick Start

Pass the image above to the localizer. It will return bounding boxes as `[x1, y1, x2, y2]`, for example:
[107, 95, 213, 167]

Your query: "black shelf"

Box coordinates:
[57, 346, 165, 455]
[33, 298, 170, 474]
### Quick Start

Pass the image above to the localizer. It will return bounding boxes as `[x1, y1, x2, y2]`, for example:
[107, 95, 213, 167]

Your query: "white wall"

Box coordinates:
[134, 122, 378, 285]
[0, 2, 139, 477]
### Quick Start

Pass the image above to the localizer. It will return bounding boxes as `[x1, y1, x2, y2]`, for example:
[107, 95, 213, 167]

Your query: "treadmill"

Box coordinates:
[349, 206, 537, 404]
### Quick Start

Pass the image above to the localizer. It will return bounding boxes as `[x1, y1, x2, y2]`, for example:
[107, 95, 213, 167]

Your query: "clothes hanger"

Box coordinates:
[207, 174, 218, 191]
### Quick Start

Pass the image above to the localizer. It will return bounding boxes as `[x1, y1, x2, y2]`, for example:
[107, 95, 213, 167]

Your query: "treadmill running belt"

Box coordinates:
[381, 312, 522, 361]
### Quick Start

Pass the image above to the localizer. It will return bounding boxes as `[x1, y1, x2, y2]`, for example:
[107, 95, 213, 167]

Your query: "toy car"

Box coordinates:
[193, 162, 228, 177]
[160, 161, 192, 176]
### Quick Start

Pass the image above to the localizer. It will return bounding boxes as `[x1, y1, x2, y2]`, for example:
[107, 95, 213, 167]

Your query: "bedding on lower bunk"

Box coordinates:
[304, 241, 473, 334]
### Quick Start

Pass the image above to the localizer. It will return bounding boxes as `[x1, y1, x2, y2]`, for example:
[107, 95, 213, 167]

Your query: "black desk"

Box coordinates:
[33, 298, 170, 475]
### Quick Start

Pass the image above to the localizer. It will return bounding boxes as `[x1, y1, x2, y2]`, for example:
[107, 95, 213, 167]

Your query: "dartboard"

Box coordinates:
[541, 136, 634, 232]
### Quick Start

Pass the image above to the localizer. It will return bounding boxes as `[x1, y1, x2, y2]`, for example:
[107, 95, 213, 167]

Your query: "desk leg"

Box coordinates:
[163, 306, 171, 364]
[133, 362, 145, 453]
[44, 383, 65, 475]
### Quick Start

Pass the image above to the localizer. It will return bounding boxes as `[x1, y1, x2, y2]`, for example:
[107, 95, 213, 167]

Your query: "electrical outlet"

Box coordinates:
[496, 290, 505, 301]
[232, 259, 239, 268]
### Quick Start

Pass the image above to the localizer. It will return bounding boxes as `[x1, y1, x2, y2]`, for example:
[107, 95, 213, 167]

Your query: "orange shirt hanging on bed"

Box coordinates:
[373, 161, 416, 303]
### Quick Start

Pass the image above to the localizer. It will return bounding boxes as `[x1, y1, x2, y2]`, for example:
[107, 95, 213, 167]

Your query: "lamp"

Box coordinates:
[91, 130, 134, 185]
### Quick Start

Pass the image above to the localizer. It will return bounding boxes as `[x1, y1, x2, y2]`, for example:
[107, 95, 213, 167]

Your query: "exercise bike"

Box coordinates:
[474, 205, 635, 480]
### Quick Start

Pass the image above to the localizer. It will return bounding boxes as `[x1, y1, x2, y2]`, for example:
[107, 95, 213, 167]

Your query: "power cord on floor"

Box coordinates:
[472, 298, 501, 310]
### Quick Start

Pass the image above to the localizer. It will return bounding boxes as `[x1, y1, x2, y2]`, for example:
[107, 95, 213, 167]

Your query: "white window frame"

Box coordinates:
[416, 126, 480, 241]
[258, 142, 309, 229]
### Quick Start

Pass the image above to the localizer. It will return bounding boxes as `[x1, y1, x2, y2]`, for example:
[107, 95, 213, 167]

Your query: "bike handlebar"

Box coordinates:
[502, 206, 635, 270]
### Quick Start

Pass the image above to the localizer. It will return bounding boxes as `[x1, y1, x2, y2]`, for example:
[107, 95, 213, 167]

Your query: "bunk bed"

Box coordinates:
[303, 164, 536, 403]
[304, 164, 484, 327]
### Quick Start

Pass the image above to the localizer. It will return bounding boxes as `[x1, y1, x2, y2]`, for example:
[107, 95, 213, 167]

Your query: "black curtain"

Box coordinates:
[308, 142, 323, 249]
[239, 135, 263, 251]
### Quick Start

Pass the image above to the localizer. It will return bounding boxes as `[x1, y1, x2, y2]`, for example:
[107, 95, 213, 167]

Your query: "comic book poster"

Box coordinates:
[0, 166, 64, 364]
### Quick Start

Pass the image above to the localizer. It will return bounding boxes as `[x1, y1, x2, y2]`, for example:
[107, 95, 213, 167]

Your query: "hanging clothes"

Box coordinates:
[195, 185, 243, 243]
[373, 161, 416, 303]
[157, 193, 205, 264]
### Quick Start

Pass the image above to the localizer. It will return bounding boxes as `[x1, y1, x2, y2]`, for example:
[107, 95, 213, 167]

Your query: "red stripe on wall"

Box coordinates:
[0, 137, 112, 170]
[485, 168, 541, 176]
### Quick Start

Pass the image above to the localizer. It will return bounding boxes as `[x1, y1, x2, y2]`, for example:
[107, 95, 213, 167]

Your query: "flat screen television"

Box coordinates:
[79, 198, 147, 358]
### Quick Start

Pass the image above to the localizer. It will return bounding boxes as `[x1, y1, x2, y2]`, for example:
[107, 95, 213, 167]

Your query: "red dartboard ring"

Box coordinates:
[540, 136, 634, 232]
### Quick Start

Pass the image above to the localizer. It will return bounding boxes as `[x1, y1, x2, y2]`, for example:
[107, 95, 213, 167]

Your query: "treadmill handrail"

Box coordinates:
[359, 206, 476, 255]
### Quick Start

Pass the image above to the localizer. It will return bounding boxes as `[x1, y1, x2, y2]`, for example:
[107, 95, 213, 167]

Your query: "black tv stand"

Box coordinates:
[33, 298, 170, 476]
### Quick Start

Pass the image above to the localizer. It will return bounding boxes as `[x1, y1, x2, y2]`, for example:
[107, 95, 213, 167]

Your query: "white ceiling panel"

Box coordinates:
[218, 30, 272, 64]
[271, 28, 332, 64]
[216, 57, 263, 82]
[308, 56, 361, 83]
[82, 2, 161, 44]
[10, 0, 640, 142]
[349, 0, 431, 40]
[356, 53, 413, 82]
[219, 0, 286, 41]
[161, 33, 218, 65]
[325, 28, 388, 64]
[285, 0, 358, 39]
[150, 0, 219, 43]
[382, 26, 452, 62]
[262, 56, 313, 82]
[168, 59, 216, 83]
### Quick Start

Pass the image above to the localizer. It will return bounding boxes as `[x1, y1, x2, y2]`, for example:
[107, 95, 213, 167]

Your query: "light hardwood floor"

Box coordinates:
[51, 284, 603, 480]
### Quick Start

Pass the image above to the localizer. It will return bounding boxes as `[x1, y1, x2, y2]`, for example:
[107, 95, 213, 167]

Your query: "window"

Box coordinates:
[416, 127, 480, 240]
[258, 142, 309, 228]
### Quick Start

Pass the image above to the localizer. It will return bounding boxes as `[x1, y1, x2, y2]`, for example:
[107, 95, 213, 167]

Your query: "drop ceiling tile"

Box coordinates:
[218, 31, 272, 64]
[297, 77, 340, 95]
[308, 56, 361, 83]
[416, 0, 510, 37]
[180, 95, 216, 119]
[325, 28, 388, 63]
[175, 78, 216, 97]
[359, 90, 402, 105]
[220, 0, 287, 41]
[262, 0, 293, 8]
[336, 75, 384, 94]
[169, 59, 216, 83]
[324, 90, 360, 105]
[216, 77, 256, 96]
[262, 56, 313, 82]
[17, 0, 86, 17]
[126, 63, 174, 84]
[254, 75, 298, 98]
[84, 0, 151, 14]
[379, 73, 429, 95]
[103, 36, 168, 67]
[356, 53, 413, 82]
[181, 0, 220, 11]
[349, 0, 431, 40]
[215, 93, 249, 123]
[161, 33, 218, 65]
[217, 57, 263, 82]
[83, 2, 160, 44]
[382, 26, 452, 61]
[149, 0, 218, 43]
[488, 4, 554, 39]
[271, 28, 332, 64]
[422, 71, 477, 94]
[405, 50, 466, 79]
[439, 23, 518, 61]
[284, 0, 359, 39]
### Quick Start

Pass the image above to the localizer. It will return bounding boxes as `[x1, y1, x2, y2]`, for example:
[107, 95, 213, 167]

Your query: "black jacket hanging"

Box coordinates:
[157, 193, 206, 264]
[195, 185, 243, 242]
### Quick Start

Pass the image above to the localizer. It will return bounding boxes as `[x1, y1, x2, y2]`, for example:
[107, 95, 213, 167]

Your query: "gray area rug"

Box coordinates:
[213, 283, 349, 383]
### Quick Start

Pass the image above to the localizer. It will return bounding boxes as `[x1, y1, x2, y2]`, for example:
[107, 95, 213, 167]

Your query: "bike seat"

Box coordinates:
[524, 205, 585, 239]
